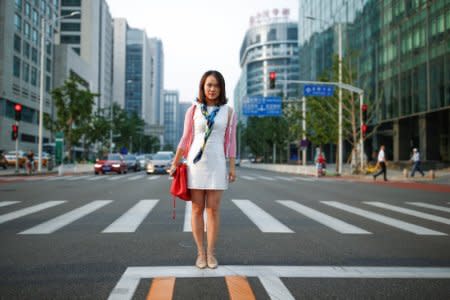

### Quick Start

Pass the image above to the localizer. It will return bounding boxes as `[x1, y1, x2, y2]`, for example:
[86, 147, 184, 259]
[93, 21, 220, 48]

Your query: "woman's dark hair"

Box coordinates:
[197, 70, 227, 105]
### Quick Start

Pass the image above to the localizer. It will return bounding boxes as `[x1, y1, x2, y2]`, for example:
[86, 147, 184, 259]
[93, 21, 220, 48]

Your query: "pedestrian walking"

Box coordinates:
[373, 145, 388, 181]
[170, 70, 237, 269]
[314, 147, 326, 177]
[410, 148, 425, 177]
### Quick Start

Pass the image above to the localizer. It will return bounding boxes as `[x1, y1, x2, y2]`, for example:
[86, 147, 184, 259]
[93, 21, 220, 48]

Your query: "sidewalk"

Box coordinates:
[0, 163, 94, 177]
[240, 161, 450, 185]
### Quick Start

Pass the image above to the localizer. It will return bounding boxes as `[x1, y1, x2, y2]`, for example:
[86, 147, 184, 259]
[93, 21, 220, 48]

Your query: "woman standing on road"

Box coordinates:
[170, 70, 237, 269]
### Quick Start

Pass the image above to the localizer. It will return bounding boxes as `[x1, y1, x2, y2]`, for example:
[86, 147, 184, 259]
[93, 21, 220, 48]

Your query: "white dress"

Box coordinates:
[187, 104, 228, 190]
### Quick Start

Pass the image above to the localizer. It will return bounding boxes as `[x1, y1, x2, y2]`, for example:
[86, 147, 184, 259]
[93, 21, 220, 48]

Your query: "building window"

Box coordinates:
[31, 47, 38, 63]
[16, 0, 22, 9]
[46, 58, 51, 72]
[61, 35, 80, 44]
[267, 28, 276, 41]
[13, 56, 21, 78]
[61, 22, 81, 31]
[14, 14, 22, 31]
[14, 35, 21, 53]
[62, 0, 81, 5]
[287, 28, 297, 40]
[46, 75, 51, 92]
[32, 9, 38, 25]
[32, 29, 38, 45]
[23, 63, 30, 82]
[25, 1, 31, 17]
[72, 47, 80, 55]
[61, 9, 81, 19]
[41, 0, 45, 12]
[24, 42, 30, 58]
[46, 43, 51, 55]
[31, 67, 37, 86]
[24, 22, 30, 39]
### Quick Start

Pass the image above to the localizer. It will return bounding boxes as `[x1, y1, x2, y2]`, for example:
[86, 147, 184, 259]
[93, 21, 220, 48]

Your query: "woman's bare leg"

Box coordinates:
[190, 189, 206, 256]
[205, 190, 223, 256]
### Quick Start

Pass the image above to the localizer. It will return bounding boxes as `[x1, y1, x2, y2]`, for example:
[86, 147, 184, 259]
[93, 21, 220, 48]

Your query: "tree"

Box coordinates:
[44, 74, 98, 162]
[83, 109, 111, 158]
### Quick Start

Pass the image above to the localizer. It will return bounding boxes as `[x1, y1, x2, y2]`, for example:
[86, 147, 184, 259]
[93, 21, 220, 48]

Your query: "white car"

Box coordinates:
[146, 153, 172, 174]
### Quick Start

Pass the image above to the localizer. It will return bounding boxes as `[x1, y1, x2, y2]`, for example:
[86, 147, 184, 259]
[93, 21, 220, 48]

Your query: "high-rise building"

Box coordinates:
[149, 38, 164, 126]
[0, 0, 60, 151]
[59, 0, 113, 112]
[163, 90, 179, 150]
[235, 12, 300, 122]
[299, 0, 450, 161]
[177, 101, 192, 146]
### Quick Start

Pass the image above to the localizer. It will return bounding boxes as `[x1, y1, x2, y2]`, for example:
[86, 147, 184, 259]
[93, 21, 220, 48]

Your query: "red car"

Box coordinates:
[94, 153, 127, 175]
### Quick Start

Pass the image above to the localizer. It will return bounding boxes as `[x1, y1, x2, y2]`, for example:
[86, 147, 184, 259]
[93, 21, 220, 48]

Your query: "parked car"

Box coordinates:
[156, 151, 174, 160]
[123, 154, 140, 172]
[146, 153, 172, 174]
[137, 154, 152, 170]
[94, 153, 127, 174]
[5, 150, 26, 167]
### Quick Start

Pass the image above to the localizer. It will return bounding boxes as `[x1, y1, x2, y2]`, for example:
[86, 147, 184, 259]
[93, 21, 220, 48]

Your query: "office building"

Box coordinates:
[163, 90, 179, 150]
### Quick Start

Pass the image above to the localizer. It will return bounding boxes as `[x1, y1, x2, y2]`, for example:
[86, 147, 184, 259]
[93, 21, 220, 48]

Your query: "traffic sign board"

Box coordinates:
[242, 96, 282, 117]
[304, 84, 334, 97]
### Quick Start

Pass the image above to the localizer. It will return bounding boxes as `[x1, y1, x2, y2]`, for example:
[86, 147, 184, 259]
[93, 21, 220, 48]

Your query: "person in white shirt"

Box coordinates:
[410, 148, 425, 177]
[373, 145, 387, 181]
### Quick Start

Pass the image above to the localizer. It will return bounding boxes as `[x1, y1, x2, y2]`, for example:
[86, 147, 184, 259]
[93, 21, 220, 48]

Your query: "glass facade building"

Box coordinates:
[163, 90, 179, 150]
[299, 0, 450, 162]
[125, 29, 144, 117]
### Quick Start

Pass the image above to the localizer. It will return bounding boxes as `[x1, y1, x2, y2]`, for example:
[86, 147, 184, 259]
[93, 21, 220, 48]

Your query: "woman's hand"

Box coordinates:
[169, 163, 178, 176]
[229, 166, 236, 183]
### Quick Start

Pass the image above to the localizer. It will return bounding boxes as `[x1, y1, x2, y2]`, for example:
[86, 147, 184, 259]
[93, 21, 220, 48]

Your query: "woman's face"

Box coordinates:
[204, 75, 220, 101]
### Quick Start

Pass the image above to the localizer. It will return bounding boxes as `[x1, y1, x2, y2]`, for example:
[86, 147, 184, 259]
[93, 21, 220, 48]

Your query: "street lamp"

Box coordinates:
[38, 11, 80, 172]
[305, 16, 344, 175]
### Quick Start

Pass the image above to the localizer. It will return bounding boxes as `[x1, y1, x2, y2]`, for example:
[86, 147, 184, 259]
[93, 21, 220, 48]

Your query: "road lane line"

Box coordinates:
[240, 175, 256, 181]
[256, 175, 275, 181]
[277, 200, 370, 234]
[258, 276, 295, 300]
[183, 201, 207, 232]
[108, 175, 128, 180]
[66, 175, 93, 181]
[88, 176, 105, 181]
[365, 202, 450, 225]
[102, 200, 158, 233]
[322, 201, 446, 235]
[232, 200, 293, 233]
[275, 176, 295, 181]
[147, 175, 160, 180]
[146, 277, 175, 300]
[0, 201, 66, 224]
[108, 265, 450, 300]
[127, 174, 146, 181]
[19, 200, 112, 234]
[407, 202, 450, 213]
[295, 177, 315, 182]
[225, 276, 256, 300]
[0, 201, 20, 208]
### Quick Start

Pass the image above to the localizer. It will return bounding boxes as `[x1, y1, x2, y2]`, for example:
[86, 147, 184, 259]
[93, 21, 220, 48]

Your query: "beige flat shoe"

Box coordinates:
[195, 254, 207, 269]
[207, 254, 218, 269]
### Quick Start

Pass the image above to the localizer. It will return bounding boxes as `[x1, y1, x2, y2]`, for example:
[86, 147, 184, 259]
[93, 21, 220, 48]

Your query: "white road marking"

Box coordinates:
[256, 175, 275, 181]
[183, 201, 207, 232]
[19, 200, 112, 234]
[108, 175, 127, 180]
[295, 177, 316, 182]
[0, 201, 20, 208]
[407, 202, 450, 213]
[147, 175, 160, 180]
[66, 175, 93, 181]
[88, 176, 105, 181]
[102, 200, 158, 233]
[126, 175, 146, 181]
[365, 202, 450, 225]
[0, 201, 66, 224]
[275, 176, 296, 181]
[258, 276, 295, 300]
[278, 200, 370, 234]
[240, 175, 256, 181]
[322, 201, 446, 236]
[232, 199, 293, 233]
[108, 265, 450, 300]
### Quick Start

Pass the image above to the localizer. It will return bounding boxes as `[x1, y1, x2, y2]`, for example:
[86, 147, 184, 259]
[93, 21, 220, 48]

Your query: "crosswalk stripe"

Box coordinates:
[102, 200, 158, 233]
[108, 175, 126, 180]
[60, 175, 75, 180]
[44, 176, 62, 181]
[407, 202, 450, 213]
[127, 174, 146, 181]
[322, 201, 447, 236]
[147, 175, 160, 180]
[241, 175, 256, 181]
[232, 199, 293, 233]
[365, 202, 450, 225]
[183, 202, 207, 232]
[275, 176, 295, 181]
[88, 176, 105, 181]
[295, 177, 316, 182]
[66, 175, 93, 181]
[277, 200, 370, 234]
[258, 276, 295, 300]
[256, 175, 275, 181]
[0, 201, 66, 224]
[19, 200, 112, 234]
[0, 201, 20, 208]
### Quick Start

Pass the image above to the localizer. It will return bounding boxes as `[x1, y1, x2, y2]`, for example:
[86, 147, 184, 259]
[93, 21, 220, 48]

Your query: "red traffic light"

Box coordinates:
[361, 104, 368, 112]
[11, 124, 19, 140]
[269, 72, 276, 80]
[14, 103, 22, 112]
[361, 123, 368, 135]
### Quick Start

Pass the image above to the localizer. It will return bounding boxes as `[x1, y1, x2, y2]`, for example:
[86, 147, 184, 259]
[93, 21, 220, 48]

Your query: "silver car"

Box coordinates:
[146, 153, 172, 174]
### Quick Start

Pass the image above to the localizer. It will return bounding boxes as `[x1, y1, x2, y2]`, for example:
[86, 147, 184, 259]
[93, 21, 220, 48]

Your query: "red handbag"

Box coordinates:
[170, 163, 190, 219]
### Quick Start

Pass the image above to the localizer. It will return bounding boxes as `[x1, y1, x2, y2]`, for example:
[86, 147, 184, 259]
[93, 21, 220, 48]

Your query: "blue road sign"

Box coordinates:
[304, 84, 335, 97]
[243, 96, 282, 117]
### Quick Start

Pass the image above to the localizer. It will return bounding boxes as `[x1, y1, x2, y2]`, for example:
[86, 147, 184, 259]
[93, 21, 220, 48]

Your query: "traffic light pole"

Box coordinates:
[15, 121, 19, 174]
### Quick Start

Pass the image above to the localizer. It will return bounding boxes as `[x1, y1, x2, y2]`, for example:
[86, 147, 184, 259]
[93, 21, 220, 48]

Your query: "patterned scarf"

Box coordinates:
[193, 103, 221, 164]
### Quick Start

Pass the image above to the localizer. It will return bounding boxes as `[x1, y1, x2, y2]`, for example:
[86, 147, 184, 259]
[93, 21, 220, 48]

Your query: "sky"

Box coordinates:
[105, 0, 298, 104]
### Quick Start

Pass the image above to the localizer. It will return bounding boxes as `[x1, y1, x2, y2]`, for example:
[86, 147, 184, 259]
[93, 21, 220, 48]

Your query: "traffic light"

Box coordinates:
[14, 103, 22, 121]
[361, 104, 368, 137]
[11, 124, 18, 140]
[269, 71, 276, 89]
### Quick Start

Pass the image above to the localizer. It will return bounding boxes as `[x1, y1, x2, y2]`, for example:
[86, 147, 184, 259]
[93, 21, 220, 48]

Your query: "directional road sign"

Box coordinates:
[242, 96, 282, 117]
[304, 84, 335, 97]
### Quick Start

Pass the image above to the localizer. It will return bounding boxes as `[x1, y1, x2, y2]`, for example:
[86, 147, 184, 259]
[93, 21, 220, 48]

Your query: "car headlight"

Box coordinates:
[147, 163, 154, 169]
[94, 164, 102, 168]
[112, 164, 120, 168]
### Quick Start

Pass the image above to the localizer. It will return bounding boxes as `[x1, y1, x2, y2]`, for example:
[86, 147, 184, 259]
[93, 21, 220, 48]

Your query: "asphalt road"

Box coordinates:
[0, 168, 449, 299]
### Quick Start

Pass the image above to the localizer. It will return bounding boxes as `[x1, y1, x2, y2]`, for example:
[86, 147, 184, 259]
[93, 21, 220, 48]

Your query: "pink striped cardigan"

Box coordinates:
[177, 103, 237, 159]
